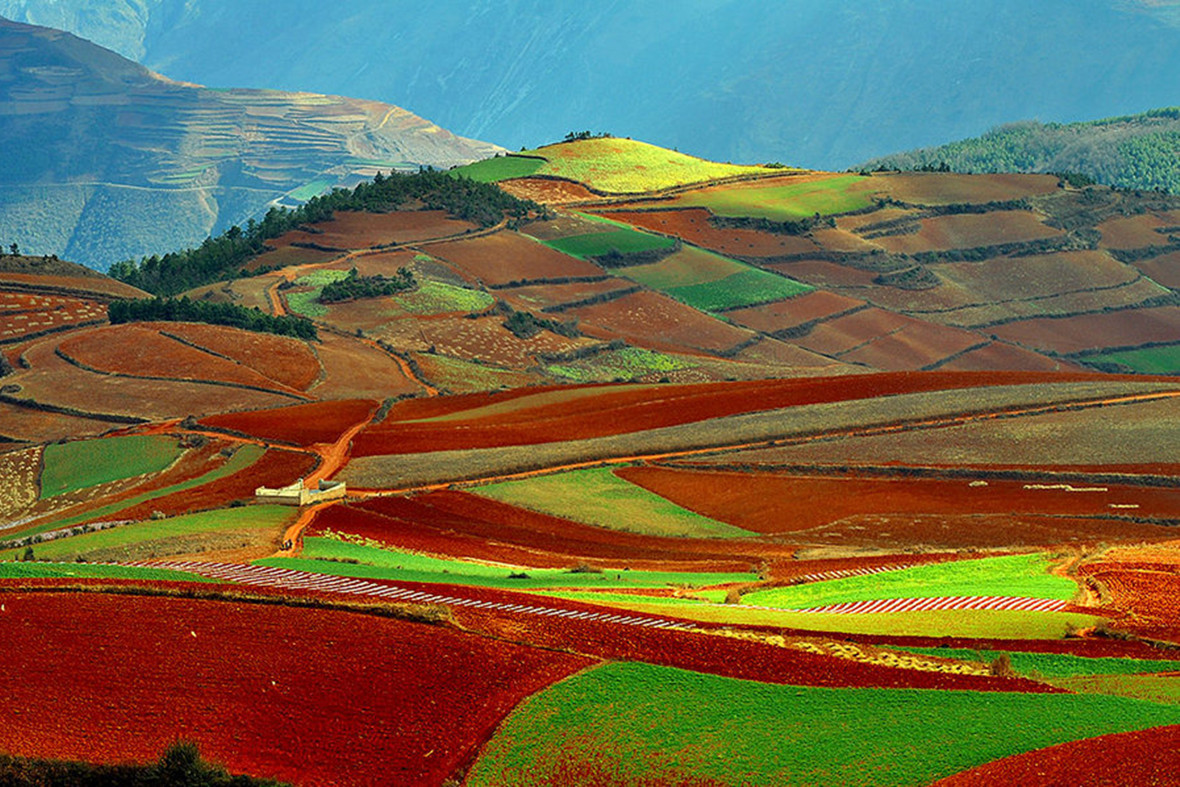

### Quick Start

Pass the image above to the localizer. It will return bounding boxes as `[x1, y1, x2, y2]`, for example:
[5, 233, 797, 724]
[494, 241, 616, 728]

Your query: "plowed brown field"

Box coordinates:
[0, 592, 590, 787]
[497, 177, 597, 204]
[726, 291, 865, 334]
[566, 289, 753, 354]
[0, 292, 105, 342]
[159, 323, 321, 391]
[597, 208, 822, 257]
[870, 211, 1061, 254]
[873, 172, 1058, 205]
[201, 399, 377, 446]
[430, 231, 603, 286]
[280, 209, 477, 249]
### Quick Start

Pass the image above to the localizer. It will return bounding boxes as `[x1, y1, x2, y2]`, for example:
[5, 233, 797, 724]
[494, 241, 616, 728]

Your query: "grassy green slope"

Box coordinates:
[39, 435, 182, 499]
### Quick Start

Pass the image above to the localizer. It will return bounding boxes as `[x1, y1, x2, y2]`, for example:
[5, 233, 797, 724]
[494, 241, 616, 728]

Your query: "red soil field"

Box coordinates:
[0, 271, 148, 299]
[791, 306, 916, 356]
[838, 317, 984, 371]
[726, 291, 865, 334]
[596, 208, 822, 257]
[429, 231, 603, 286]
[11, 333, 293, 420]
[1133, 251, 1180, 289]
[498, 177, 597, 204]
[113, 448, 318, 520]
[0, 592, 589, 786]
[201, 399, 377, 446]
[1081, 564, 1180, 639]
[307, 332, 419, 399]
[936, 341, 1074, 372]
[870, 211, 1061, 254]
[160, 322, 321, 391]
[0, 400, 120, 442]
[501, 277, 637, 311]
[731, 336, 844, 369]
[934, 725, 1180, 786]
[0, 292, 105, 342]
[241, 244, 338, 272]
[762, 258, 880, 288]
[280, 210, 477, 250]
[57, 324, 304, 395]
[936, 251, 1139, 303]
[413, 313, 598, 368]
[1098, 213, 1177, 249]
[566, 289, 754, 354]
[617, 467, 1180, 547]
[338, 491, 782, 569]
[351, 370, 1117, 456]
[380, 384, 573, 422]
[871, 172, 1059, 205]
[991, 306, 1180, 354]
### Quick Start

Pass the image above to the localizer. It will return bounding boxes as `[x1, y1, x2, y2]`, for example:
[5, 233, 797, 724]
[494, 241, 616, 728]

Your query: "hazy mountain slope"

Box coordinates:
[0, 18, 502, 270]
[859, 108, 1180, 193]
[2, 0, 1179, 169]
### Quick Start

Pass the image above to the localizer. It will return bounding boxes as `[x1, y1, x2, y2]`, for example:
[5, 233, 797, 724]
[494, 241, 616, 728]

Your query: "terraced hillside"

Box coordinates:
[0, 18, 502, 270]
[2, 138, 1179, 786]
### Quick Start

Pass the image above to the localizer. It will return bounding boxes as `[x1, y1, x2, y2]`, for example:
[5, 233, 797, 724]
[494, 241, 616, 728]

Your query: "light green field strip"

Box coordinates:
[0, 561, 215, 583]
[466, 661, 1180, 787]
[448, 155, 545, 183]
[288, 177, 335, 201]
[741, 553, 1076, 610]
[21, 445, 266, 539]
[678, 173, 875, 220]
[894, 647, 1180, 678]
[392, 280, 494, 314]
[1045, 674, 1180, 705]
[39, 435, 183, 499]
[472, 467, 754, 539]
[665, 268, 812, 311]
[255, 536, 757, 591]
[520, 138, 772, 193]
[622, 246, 747, 288]
[545, 590, 1101, 639]
[1096, 343, 1180, 375]
[287, 269, 351, 317]
[0, 505, 294, 562]
[545, 348, 691, 382]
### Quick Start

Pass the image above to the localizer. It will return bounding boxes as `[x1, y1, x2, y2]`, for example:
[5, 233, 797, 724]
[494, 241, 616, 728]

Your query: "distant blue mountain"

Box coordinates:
[1, 0, 1177, 169]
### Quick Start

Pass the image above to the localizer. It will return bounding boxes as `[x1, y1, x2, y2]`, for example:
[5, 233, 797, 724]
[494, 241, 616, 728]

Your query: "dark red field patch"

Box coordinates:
[991, 306, 1180, 354]
[596, 208, 821, 257]
[934, 725, 1180, 786]
[200, 399, 377, 446]
[0, 592, 590, 787]
[158, 322, 321, 391]
[430, 230, 603, 286]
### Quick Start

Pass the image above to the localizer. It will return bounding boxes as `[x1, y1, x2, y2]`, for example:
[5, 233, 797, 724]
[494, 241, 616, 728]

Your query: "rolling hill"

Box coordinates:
[3, 0, 1180, 169]
[0, 17, 502, 270]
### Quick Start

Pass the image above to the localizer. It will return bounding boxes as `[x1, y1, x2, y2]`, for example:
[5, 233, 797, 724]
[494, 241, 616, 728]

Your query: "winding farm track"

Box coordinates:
[128, 561, 698, 630]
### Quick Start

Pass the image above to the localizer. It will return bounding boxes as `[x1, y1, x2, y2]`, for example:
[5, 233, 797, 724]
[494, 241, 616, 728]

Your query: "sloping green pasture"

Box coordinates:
[620, 246, 813, 311]
[677, 173, 875, 220]
[255, 536, 757, 590]
[543, 229, 676, 260]
[448, 155, 545, 183]
[741, 553, 1075, 609]
[1096, 343, 1180, 374]
[465, 661, 1180, 787]
[472, 467, 754, 538]
[392, 280, 493, 314]
[0, 561, 214, 583]
[39, 435, 182, 499]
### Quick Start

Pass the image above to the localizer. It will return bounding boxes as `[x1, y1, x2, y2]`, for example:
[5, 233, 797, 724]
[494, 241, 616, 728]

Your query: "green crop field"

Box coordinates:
[0, 561, 215, 583]
[546, 347, 691, 382]
[39, 435, 182, 499]
[255, 536, 757, 590]
[288, 177, 335, 201]
[622, 247, 746, 288]
[1096, 343, 1180, 375]
[895, 647, 1180, 678]
[665, 268, 813, 311]
[543, 228, 677, 260]
[393, 280, 494, 314]
[677, 173, 876, 220]
[522, 138, 775, 193]
[465, 661, 1180, 787]
[0, 505, 295, 563]
[448, 155, 545, 183]
[414, 353, 537, 394]
[551, 591, 1101, 639]
[742, 553, 1076, 610]
[472, 467, 754, 538]
[287, 269, 351, 317]
[27, 445, 267, 538]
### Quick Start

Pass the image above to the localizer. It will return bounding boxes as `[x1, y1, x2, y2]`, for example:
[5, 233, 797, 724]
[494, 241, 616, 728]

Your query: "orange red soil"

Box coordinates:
[595, 208, 821, 257]
[934, 724, 1180, 786]
[991, 306, 1180, 354]
[158, 323, 321, 391]
[352, 371, 1116, 456]
[0, 591, 591, 787]
[279, 209, 477, 250]
[200, 399, 377, 446]
[430, 230, 603, 286]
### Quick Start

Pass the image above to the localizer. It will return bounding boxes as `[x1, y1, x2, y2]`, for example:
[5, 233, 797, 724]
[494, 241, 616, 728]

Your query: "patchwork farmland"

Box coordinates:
[2, 138, 1180, 785]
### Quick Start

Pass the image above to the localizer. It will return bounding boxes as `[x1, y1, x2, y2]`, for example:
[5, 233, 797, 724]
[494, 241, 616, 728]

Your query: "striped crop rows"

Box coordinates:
[778, 595, 1070, 615]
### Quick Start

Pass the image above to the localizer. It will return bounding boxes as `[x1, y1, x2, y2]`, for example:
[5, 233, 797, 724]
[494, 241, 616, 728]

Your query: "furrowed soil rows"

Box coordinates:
[429, 231, 603, 286]
[565, 289, 753, 354]
[352, 371, 1132, 456]
[618, 467, 1180, 547]
[159, 323, 321, 391]
[934, 725, 1180, 786]
[56, 324, 303, 394]
[0, 592, 590, 787]
[200, 399, 377, 446]
[991, 306, 1180, 354]
[279, 209, 477, 249]
[0, 292, 104, 342]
